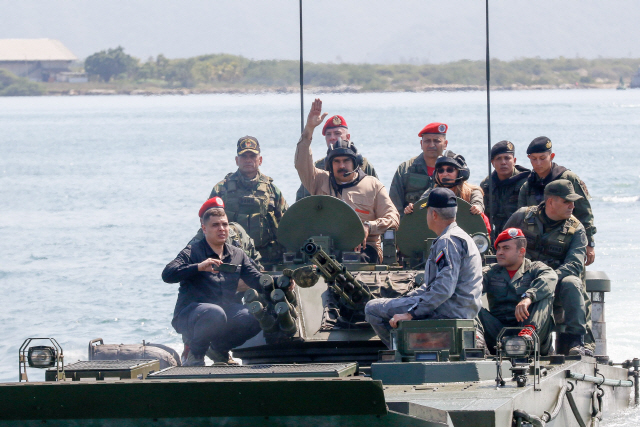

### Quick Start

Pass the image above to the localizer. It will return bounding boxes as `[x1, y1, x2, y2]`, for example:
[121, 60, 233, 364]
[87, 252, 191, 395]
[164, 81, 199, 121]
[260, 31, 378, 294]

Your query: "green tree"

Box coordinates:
[85, 46, 138, 82]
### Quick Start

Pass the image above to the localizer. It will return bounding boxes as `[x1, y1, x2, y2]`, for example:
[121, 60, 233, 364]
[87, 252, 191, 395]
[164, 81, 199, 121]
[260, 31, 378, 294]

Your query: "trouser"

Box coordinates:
[478, 297, 554, 356]
[364, 297, 422, 348]
[175, 302, 261, 356]
[554, 275, 595, 350]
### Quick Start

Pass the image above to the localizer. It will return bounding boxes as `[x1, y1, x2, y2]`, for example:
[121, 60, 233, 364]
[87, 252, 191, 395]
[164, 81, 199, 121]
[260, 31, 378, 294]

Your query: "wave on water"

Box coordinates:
[600, 195, 640, 203]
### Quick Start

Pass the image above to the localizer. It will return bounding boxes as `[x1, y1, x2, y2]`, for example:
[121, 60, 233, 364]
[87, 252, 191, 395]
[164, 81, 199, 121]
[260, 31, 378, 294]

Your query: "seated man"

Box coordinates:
[295, 113, 378, 201]
[364, 188, 483, 348]
[295, 98, 399, 263]
[505, 179, 593, 356]
[162, 197, 263, 366]
[479, 228, 557, 355]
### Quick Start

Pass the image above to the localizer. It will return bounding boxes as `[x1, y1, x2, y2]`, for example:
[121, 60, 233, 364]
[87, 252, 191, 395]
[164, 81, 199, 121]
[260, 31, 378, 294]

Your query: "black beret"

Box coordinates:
[527, 136, 552, 155]
[426, 187, 457, 208]
[491, 140, 515, 159]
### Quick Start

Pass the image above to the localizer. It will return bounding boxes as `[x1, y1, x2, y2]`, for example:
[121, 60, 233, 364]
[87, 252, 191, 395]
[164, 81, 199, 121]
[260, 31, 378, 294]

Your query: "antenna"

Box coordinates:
[299, 0, 304, 134]
[485, 0, 494, 241]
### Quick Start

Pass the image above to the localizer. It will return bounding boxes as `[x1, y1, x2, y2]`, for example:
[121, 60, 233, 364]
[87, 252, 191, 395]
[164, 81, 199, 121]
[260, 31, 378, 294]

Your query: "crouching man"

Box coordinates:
[162, 197, 263, 366]
[365, 187, 483, 348]
[479, 228, 557, 355]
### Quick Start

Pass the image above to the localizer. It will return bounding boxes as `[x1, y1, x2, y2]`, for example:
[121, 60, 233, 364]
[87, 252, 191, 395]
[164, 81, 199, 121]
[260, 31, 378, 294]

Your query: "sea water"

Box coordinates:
[1, 90, 639, 423]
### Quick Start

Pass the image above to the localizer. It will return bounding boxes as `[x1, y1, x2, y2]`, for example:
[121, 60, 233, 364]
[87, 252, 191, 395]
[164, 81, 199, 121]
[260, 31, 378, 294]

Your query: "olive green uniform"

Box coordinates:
[190, 222, 262, 270]
[479, 259, 557, 355]
[480, 165, 530, 236]
[505, 204, 594, 351]
[518, 165, 596, 245]
[296, 156, 377, 201]
[207, 170, 288, 267]
[389, 154, 436, 216]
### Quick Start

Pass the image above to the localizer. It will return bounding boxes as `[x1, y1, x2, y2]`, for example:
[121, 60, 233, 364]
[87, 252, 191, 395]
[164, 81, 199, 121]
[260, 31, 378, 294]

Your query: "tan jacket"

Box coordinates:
[295, 132, 400, 258]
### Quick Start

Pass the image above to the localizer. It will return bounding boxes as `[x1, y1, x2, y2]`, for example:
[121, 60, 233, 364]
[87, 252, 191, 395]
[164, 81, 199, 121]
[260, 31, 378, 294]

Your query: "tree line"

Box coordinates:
[83, 47, 640, 90]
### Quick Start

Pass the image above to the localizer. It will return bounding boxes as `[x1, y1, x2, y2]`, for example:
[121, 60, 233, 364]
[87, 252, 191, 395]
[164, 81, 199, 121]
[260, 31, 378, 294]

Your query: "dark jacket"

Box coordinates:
[162, 239, 263, 329]
[480, 165, 530, 235]
[518, 163, 596, 244]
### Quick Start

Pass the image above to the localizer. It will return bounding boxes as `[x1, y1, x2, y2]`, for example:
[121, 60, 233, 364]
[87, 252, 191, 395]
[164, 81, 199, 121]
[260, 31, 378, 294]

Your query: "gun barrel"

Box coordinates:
[302, 239, 375, 307]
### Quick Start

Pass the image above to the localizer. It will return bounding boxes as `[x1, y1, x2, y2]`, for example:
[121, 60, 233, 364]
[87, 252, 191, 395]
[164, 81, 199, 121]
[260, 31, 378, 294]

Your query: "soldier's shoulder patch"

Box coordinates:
[436, 249, 449, 270]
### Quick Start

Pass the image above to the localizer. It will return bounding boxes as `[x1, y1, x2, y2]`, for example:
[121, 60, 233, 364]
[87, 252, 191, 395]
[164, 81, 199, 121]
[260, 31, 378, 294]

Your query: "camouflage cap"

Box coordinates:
[544, 179, 583, 202]
[237, 136, 260, 155]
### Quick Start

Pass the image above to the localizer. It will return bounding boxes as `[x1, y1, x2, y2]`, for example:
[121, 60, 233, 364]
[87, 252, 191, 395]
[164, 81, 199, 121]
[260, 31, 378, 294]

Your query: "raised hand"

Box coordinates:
[305, 98, 328, 131]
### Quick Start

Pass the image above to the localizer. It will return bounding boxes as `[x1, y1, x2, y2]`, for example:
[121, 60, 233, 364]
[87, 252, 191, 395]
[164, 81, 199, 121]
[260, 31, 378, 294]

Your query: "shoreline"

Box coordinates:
[13, 82, 630, 97]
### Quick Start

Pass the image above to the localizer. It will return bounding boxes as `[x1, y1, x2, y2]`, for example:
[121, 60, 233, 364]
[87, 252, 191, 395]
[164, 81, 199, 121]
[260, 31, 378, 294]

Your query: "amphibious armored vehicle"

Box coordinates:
[2, 195, 637, 427]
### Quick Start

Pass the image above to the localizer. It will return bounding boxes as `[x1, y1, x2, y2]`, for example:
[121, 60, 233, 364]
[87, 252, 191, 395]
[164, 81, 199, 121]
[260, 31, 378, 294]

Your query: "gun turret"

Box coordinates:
[302, 239, 375, 308]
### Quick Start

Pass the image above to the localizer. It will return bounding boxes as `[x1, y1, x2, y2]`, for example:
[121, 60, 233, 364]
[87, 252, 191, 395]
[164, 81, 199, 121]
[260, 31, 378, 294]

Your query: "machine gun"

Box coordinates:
[302, 239, 375, 309]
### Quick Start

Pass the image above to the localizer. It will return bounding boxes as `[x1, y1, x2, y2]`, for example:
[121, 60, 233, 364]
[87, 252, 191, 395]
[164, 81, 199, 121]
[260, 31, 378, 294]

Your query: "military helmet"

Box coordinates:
[325, 138, 363, 172]
[434, 151, 470, 187]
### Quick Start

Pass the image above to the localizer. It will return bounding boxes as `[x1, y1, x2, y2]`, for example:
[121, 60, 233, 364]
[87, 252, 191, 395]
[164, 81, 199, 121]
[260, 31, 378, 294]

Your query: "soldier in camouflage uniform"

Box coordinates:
[480, 228, 557, 355]
[389, 122, 450, 217]
[506, 180, 594, 356]
[203, 136, 288, 269]
[518, 136, 596, 265]
[296, 114, 377, 201]
[479, 140, 530, 237]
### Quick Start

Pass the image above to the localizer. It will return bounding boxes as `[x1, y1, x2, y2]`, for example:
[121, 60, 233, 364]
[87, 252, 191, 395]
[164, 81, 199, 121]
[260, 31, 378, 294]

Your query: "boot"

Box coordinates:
[206, 347, 240, 365]
[560, 333, 594, 357]
[183, 352, 205, 367]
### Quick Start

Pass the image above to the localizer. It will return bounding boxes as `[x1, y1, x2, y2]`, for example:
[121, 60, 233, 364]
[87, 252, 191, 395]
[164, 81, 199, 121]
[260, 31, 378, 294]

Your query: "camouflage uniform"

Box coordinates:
[505, 204, 594, 352]
[389, 154, 436, 217]
[208, 170, 288, 268]
[296, 156, 377, 201]
[480, 165, 530, 236]
[190, 222, 262, 270]
[479, 259, 557, 355]
[518, 164, 596, 245]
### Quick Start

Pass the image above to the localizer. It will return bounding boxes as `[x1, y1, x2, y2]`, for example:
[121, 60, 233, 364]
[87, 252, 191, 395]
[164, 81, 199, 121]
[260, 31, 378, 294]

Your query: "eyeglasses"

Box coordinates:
[436, 166, 457, 174]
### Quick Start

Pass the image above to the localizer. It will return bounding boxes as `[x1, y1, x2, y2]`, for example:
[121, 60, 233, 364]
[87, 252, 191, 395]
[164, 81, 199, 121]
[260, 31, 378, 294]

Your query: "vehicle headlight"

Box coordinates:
[501, 335, 533, 358]
[27, 346, 57, 368]
[472, 233, 490, 254]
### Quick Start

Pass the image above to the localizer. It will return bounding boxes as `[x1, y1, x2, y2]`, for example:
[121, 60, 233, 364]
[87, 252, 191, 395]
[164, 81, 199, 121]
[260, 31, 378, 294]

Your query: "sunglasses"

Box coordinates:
[436, 166, 457, 174]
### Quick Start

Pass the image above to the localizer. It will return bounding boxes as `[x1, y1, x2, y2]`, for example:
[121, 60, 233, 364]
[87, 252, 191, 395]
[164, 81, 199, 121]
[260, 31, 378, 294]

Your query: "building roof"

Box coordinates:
[0, 39, 77, 61]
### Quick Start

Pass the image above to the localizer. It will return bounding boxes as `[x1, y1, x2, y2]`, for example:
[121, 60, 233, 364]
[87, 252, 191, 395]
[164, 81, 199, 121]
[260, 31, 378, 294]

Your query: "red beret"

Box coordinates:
[322, 115, 348, 136]
[419, 122, 448, 137]
[199, 197, 225, 218]
[494, 227, 525, 249]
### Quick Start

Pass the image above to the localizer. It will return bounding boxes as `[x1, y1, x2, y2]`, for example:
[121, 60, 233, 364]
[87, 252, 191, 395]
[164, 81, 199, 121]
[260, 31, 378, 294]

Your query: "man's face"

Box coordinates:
[496, 240, 525, 268]
[546, 195, 574, 220]
[332, 156, 355, 183]
[325, 127, 350, 146]
[202, 214, 230, 245]
[528, 152, 554, 176]
[420, 134, 448, 159]
[492, 154, 516, 178]
[236, 152, 262, 176]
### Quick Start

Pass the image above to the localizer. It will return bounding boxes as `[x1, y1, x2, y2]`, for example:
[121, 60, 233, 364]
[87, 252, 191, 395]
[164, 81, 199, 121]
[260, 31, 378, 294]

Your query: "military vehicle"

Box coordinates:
[2, 195, 637, 427]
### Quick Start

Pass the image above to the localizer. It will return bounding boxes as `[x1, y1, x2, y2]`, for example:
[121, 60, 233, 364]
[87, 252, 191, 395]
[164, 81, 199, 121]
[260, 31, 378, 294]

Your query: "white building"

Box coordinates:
[0, 39, 78, 82]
